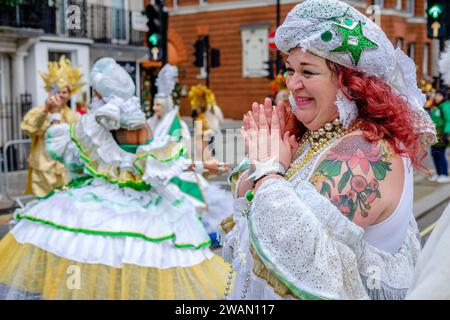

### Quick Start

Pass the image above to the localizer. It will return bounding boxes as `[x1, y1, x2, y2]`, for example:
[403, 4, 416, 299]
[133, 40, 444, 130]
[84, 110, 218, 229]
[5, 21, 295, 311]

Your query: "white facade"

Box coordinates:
[25, 37, 92, 108]
[0, 0, 147, 108]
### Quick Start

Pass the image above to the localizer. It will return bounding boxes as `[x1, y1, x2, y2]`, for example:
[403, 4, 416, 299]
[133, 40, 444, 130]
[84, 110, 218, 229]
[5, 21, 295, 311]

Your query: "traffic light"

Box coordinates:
[211, 48, 220, 68]
[193, 38, 205, 68]
[264, 60, 275, 80]
[427, 1, 449, 40]
[144, 2, 168, 62]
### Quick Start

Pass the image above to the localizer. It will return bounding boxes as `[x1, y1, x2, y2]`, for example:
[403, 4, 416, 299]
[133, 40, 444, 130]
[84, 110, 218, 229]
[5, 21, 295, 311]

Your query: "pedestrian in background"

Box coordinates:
[429, 88, 450, 183]
[189, 84, 224, 160]
[75, 92, 88, 115]
[21, 56, 82, 197]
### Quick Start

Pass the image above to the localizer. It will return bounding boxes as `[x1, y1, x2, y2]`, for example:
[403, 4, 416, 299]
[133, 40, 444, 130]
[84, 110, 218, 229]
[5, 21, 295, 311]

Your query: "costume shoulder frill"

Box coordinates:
[11, 114, 213, 270]
[223, 178, 420, 300]
[46, 114, 191, 189]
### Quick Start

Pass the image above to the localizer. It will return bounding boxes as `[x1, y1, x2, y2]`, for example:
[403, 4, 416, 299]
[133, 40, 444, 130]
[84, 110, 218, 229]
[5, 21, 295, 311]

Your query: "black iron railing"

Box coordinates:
[0, 1, 56, 33]
[0, 94, 32, 144]
[0, 2, 145, 47]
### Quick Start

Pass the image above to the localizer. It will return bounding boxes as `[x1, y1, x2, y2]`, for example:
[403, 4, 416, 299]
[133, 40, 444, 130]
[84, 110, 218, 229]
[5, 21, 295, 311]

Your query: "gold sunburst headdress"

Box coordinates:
[188, 84, 217, 110]
[270, 73, 287, 95]
[39, 56, 85, 94]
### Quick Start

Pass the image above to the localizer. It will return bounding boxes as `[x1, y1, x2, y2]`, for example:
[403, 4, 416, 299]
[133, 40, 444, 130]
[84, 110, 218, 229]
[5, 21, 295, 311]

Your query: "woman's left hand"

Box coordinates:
[243, 105, 297, 172]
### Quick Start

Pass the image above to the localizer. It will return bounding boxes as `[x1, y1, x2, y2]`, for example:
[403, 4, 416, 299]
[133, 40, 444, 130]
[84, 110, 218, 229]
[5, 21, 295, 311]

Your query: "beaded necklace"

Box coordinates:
[286, 119, 360, 186]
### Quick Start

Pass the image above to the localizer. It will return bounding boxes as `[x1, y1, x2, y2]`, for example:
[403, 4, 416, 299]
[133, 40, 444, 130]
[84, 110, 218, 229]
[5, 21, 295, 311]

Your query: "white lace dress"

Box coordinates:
[222, 146, 421, 300]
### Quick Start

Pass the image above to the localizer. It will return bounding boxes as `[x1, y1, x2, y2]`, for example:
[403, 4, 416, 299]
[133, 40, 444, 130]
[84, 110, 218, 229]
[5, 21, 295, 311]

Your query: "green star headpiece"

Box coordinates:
[275, 0, 393, 78]
[275, 0, 437, 148]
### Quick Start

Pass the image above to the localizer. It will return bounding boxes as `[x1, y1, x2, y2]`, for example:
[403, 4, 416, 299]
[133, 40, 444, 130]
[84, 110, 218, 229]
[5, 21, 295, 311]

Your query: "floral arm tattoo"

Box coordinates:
[310, 135, 393, 221]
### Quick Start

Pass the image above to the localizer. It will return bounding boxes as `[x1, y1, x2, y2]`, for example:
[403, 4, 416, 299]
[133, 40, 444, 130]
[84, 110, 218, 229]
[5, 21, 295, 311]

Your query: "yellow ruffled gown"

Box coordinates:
[0, 114, 231, 300]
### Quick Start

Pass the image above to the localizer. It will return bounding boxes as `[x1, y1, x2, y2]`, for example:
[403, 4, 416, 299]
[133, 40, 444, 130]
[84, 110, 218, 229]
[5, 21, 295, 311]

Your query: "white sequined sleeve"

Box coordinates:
[249, 177, 420, 300]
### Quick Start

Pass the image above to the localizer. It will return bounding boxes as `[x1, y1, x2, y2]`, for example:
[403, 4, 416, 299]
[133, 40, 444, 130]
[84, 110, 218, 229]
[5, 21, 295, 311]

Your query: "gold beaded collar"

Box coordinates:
[306, 118, 344, 150]
[285, 119, 361, 182]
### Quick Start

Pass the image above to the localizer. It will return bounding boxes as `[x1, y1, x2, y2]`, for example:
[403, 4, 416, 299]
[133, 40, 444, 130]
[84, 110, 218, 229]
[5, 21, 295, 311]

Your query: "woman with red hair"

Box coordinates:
[222, 0, 437, 300]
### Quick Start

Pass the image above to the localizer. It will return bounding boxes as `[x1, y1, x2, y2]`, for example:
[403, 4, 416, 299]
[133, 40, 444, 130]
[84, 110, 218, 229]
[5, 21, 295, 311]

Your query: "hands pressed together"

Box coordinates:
[242, 98, 299, 172]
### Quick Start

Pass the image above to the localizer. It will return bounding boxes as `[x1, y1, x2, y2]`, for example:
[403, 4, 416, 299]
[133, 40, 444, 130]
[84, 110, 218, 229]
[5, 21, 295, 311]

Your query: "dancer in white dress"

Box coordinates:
[148, 64, 234, 244]
[0, 58, 230, 300]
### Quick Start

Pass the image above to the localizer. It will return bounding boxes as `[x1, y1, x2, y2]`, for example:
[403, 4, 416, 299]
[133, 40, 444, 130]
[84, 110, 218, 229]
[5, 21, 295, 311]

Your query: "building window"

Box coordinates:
[111, 0, 128, 44]
[49, 51, 72, 63]
[396, 0, 402, 10]
[407, 0, 415, 14]
[373, 0, 384, 8]
[407, 43, 415, 61]
[0, 55, 4, 103]
[423, 43, 430, 78]
[241, 24, 270, 78]
[396, 38, 403, 50]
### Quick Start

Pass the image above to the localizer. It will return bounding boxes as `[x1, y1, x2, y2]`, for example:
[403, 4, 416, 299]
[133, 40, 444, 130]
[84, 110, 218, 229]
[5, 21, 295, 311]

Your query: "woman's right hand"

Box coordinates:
[242, 98, 289, 154]
[243, 98, 287, 134]
[45, 95, 63, 114]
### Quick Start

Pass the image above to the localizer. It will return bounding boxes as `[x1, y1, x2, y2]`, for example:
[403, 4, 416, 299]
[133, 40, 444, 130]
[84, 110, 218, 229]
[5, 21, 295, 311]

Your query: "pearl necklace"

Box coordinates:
[307, 118, 345, 150]
[285, 119, 360, 183]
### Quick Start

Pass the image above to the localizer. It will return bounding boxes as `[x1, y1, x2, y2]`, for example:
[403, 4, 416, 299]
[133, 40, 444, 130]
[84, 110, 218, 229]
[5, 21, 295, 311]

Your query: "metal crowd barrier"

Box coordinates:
[1, 139, 33, 209]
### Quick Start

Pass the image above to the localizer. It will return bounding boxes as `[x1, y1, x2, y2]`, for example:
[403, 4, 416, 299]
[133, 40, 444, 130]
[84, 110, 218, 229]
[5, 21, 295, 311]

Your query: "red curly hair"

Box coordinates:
[286, 61, 428, 171]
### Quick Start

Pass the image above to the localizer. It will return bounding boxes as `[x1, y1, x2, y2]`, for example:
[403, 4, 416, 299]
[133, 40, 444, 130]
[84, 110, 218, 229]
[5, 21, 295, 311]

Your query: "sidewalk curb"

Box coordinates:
[414, 183, 450, 219]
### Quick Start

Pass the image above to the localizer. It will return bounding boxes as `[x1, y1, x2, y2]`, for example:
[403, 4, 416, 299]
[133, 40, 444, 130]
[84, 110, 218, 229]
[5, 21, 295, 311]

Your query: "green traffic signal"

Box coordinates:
[428, 4, 442, 19]
[148, 33, 160, 46]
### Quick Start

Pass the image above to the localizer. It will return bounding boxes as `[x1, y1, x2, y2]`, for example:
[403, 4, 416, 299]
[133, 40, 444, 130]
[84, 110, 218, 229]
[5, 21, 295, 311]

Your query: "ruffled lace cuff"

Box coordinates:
[45, 123, 84, 173]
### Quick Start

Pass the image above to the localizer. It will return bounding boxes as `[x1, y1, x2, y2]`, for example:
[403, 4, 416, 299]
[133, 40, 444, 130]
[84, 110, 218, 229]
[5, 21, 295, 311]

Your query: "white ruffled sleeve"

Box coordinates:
[249, 178, 368, 299]
[135, 135, 191, 186]
[45, 123, 84, 174]
[249, 177, 421, 300]
[292, 180, 421, 300]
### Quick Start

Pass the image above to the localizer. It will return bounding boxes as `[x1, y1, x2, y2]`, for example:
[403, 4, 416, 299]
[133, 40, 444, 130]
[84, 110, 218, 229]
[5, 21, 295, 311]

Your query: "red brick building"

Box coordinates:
[144, 0, 432, 119]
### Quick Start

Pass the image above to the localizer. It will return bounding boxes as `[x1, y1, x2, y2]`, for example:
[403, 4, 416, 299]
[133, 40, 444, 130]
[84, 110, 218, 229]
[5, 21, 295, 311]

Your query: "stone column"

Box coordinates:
[11, 38, 37, 101]
[11, 51, 27, 101]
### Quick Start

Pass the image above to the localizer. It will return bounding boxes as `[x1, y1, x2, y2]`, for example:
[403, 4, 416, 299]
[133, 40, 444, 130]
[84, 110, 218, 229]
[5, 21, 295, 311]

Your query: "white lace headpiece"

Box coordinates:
[439, 43, 450, 87]
[90, 57, 146, 131]
[155, 64, 178, 99]
[275, 0, 436, 147]
[153, 63, 179, 116]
